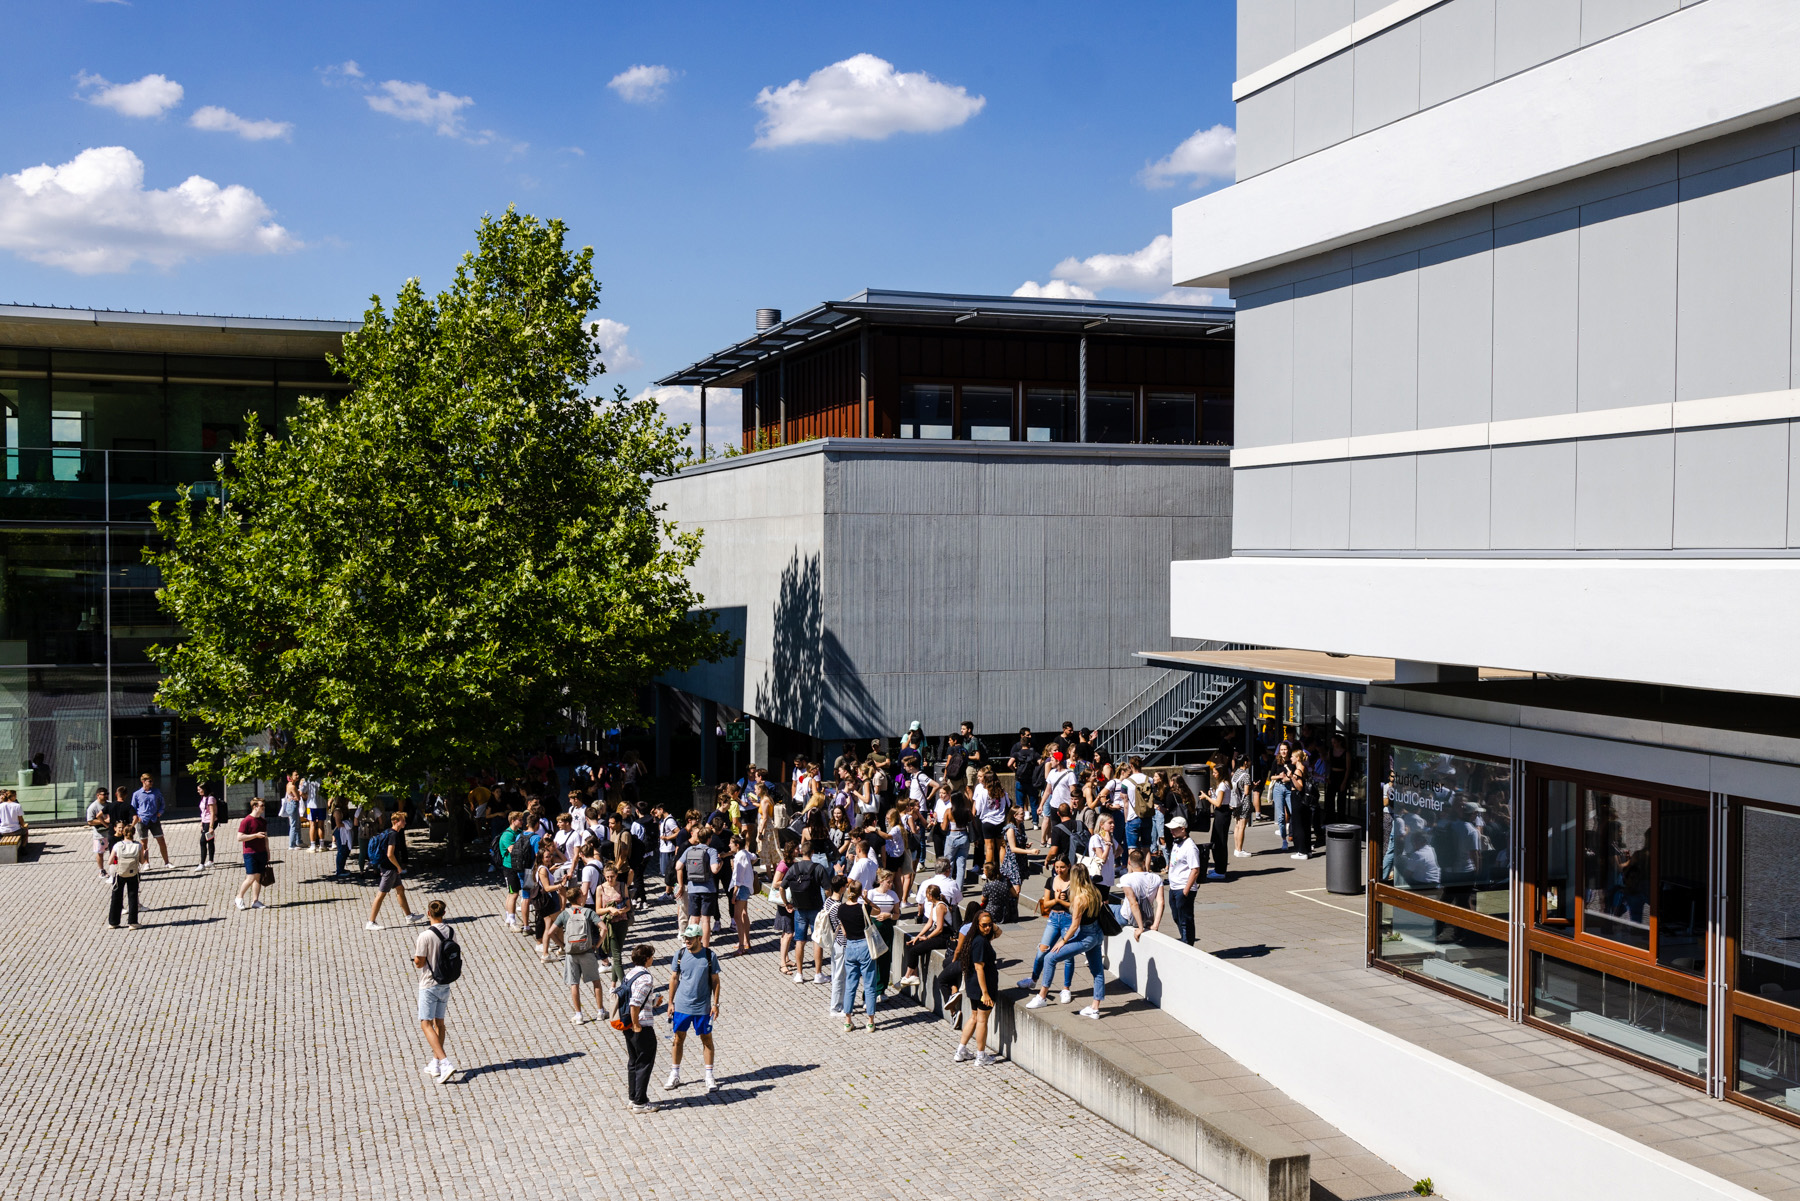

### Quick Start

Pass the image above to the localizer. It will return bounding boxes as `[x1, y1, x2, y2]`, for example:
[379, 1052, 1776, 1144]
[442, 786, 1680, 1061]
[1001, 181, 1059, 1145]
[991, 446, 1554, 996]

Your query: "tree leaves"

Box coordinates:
[147, 208, 733, 800]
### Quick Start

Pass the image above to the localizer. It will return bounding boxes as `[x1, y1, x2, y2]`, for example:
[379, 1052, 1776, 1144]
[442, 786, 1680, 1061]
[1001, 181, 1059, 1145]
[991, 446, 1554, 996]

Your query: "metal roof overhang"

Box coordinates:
[1136, 648, 1531, 693]
[656, 290, 1236, 388]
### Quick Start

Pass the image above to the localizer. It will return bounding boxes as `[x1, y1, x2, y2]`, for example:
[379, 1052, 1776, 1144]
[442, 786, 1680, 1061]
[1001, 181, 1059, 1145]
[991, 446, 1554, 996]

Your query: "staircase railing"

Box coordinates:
[1094, 643, 1258, 762]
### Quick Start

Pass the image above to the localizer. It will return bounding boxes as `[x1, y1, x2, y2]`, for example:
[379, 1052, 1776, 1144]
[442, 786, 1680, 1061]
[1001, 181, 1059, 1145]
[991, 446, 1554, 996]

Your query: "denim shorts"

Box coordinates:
[141, 820, 164, 839]
[793, 907, 821, 945]
[417, 982, 451, 1021]
[732, 885, 752, 902]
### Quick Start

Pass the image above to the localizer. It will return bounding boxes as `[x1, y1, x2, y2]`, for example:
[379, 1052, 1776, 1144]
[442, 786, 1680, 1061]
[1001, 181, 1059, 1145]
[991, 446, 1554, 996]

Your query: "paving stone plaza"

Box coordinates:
[0, 823, 1231, 1201]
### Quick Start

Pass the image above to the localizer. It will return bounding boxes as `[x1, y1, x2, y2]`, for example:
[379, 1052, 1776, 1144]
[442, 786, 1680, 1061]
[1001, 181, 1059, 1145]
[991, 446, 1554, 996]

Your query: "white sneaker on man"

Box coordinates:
[234, 897, 247, 910]
[1290, 852, 1309, 860]
[704, 1071, 718, 1093]
[664, 1068, 681, 1090]
[421, 1059, 440, 1077]
[793, 970, 805, 984]
[572, 1012, 591, 1025]
[365, 921, 382, 931]
[1234, 850, 1251, 858]
[434, 1060, 455, 1083]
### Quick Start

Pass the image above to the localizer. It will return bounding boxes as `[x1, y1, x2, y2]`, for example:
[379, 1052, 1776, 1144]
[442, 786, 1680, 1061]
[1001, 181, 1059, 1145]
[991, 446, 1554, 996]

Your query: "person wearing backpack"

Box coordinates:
[617, 942, 659, 1113]
[107, 820, 144, 929]
[551, 885, 606, 1024]
[676, 835, 721, 949]
[365, 812, 423, 931]
[413, 899, 461, 1083]
[663, 924, 722, 1093]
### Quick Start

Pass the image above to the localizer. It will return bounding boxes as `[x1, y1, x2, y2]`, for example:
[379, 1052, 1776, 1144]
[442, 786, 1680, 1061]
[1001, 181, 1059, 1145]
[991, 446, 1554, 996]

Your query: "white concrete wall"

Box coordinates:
[1105, 930, 1760, 1201]
[1176, 0, 1800, 286]
[1169, 555, 1800, 698]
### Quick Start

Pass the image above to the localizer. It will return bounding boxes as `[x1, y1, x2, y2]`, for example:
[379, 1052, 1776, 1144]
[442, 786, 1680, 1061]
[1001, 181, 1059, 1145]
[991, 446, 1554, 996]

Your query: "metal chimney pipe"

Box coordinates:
[756, 308, 781, 331]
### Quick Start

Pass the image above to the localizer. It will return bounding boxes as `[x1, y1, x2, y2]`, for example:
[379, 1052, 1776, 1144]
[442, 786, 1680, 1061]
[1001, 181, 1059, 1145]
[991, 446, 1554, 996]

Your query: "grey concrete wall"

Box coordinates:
[1236, 0, 1689, 180]
[654, 440, 1232, 741]
[1231, 115, 1800, 552]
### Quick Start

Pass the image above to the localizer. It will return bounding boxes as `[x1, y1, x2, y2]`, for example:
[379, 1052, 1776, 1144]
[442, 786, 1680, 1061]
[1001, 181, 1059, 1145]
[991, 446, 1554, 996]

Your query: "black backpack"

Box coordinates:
[429, 925, 463, 984]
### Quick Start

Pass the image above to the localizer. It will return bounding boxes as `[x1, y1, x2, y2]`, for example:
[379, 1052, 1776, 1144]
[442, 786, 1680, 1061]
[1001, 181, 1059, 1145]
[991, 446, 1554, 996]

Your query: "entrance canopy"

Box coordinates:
[1137, 647, 1529, 693]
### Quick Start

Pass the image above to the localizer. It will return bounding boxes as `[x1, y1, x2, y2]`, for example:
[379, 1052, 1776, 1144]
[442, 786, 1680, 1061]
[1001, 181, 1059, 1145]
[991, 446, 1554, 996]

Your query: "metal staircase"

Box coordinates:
[1095, 644, 1256, 766]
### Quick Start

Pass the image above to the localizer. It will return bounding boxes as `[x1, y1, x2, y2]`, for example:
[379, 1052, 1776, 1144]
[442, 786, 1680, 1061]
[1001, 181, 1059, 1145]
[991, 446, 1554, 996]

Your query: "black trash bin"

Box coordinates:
[1325, 823, 1363, 895]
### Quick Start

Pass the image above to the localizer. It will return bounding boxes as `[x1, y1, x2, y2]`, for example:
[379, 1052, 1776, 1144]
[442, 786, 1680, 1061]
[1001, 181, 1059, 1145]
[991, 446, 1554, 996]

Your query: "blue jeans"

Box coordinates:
[286, 811, 304, 847]
[944, 831, 971, 889]
[1016, 780, 1038, 824]
[841, 939, 878, 1019]
[334, 842, 350, 875]
[1032, 911, 1074, 986]
[1168, 887, 1196, 945]
[1038, 922, 1104, 1002]
[1270, 783, 1291, 845]
[794, 907, 821, 946]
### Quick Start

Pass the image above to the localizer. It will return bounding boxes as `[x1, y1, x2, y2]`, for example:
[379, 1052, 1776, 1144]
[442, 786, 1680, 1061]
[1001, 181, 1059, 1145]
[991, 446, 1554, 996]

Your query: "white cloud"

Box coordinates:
[76, 72, 184, 119]
[609, 65, 674, 104]
[1011, 279, 1097, 300]
[366, 79, 474, 135]
[588, 318, 642, 372]
[637, 385, 742, 456]
[1140, 124, 1236, 189]
[190, 105, 293, 142]
[1049, 234, 1172, 293]
[753, 53, 984, 148]
[0, 146, 297, 274]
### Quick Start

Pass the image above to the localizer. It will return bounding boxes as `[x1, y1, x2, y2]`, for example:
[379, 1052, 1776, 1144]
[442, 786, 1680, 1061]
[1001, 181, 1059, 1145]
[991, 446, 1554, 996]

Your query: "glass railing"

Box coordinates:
[1, 448, 228, 522]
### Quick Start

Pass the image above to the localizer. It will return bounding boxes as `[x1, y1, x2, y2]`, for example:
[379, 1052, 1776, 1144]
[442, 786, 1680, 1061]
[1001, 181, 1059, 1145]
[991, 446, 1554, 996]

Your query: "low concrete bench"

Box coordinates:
[0, 832, 28, 864]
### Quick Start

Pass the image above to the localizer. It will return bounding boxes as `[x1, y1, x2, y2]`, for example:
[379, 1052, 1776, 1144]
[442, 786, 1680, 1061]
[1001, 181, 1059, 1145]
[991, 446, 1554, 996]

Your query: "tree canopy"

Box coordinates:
[147, 208, 731, 798]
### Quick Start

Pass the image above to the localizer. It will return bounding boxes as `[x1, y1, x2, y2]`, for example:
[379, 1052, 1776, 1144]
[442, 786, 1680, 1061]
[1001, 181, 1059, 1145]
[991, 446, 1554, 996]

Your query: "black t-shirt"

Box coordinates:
[1050, 821, 1074, 863]
[968, 933, 998, 985]
[945, 747, 967, 779]
[1009, 740, 1037, 771]
[785, 859, 826, 910]
[837, 901, 868, 941]
[102, 800, 136, 829]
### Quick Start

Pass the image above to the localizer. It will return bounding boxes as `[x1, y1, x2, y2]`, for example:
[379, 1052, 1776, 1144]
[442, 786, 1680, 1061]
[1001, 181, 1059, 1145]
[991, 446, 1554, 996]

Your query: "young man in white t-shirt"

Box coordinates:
[1115, 850, 1164, 942]
[1165, 817, 1200, 946]
[1040, 752, 1076, 841]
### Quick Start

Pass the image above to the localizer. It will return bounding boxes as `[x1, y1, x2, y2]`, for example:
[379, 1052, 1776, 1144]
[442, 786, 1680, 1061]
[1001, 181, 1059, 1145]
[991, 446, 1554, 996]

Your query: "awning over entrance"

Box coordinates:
[1136, 647, 1529, 693]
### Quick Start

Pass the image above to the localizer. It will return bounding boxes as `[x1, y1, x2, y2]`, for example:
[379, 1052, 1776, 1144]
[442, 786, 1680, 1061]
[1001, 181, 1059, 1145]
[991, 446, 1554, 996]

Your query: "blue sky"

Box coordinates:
[3, 0, 1237, 433]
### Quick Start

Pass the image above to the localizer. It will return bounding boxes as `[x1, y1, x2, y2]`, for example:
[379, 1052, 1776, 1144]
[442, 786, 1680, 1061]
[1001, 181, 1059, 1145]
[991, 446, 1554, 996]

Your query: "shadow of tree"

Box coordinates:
[752, 550, 884, 740]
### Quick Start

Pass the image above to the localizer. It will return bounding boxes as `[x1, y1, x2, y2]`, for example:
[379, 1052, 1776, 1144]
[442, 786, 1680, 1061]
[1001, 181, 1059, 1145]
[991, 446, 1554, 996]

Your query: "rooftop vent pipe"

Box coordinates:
[756, 308, 781, 331]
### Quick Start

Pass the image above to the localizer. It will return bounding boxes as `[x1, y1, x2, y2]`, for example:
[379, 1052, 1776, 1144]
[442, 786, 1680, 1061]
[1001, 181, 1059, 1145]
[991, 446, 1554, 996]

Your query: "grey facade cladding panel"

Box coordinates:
[1290, 460, 1352, 549]
[1353, 18, 1421, 137]
[1673, 424, 1790, 550]
[1233, 285, 1295, 448]
[1350, 454, 1418, 549]
[1789, 423, 1800, 548]
[1419, 0, 1496, 110]
[1492, 208, 1580, 421]
[1574, 432, 1675, 549]
[1576, 182, 1678, 412]
[1234, 0, 1685, 178]
[1675, 150, 1796, 402]
[1233, 465, 1293, 549]
[1350, 253, 1419, 436]
[1230, 117, 1800, 555]
[654, 442, 1233, 740]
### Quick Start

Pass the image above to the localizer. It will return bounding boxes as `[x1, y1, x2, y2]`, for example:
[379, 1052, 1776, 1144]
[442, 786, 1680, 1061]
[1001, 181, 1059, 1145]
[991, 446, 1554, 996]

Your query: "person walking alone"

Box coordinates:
[664, 924, 722, 1093]
[619, 943, 659, 1113]
[366, 812, 422, 930]
[413, 899, 460, 1083]
[194, 783, 218, 874]
[107, 820, 143, 929]
[234, 798, 270, 911]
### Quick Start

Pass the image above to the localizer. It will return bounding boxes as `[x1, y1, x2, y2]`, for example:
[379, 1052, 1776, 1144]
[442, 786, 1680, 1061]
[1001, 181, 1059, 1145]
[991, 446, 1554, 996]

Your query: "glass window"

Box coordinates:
[1582, 790, 1654, 952]
[1201, 392, 1234, 446]
[1657, 798, 1707, 975]
[0, 529, 107, 665]
[1739, 805, 1800, 1006]
[1379, 744, 1512, 920]
[1024, 389, 1076, 442]
[1540, 779, 1578, 928]
[1144, 392, 1196, 444]
[1376, 904, 1509, 1005]
[1086, 390, 1133, 443]
[899, 383, 952, 439]
[1735, 1017, 1800, 1114]
[0, 666, 108, 822]
[1531, 953, 1707, 1077]
[960, 385, 1012, 441]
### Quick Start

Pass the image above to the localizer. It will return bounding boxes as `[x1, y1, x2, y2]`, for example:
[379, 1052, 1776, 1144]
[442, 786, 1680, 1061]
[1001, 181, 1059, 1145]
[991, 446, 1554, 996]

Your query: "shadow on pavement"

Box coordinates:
[458, 1051, 585, 1081]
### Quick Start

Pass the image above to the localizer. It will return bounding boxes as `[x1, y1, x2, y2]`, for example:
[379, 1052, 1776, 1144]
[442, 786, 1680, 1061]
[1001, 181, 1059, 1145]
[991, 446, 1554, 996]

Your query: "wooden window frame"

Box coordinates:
[1723, 795, 1800, 1126]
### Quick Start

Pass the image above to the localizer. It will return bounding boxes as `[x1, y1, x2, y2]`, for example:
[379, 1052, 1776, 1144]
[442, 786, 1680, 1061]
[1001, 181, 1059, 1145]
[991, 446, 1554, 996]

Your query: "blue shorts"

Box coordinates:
[671, 1012, 713, 1037]
[732, 885, 751, 903]
[793, 907, 820, 945]
[417, 982, 451, 1021]
[243, 853, 264, 876]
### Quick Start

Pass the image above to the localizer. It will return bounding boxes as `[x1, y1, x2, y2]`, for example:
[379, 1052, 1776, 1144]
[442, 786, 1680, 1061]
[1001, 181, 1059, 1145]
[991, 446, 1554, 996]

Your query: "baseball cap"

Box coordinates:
[683, 923, 703, 939]
[908, 720, 922, 732]
[1168, 816, 1188, 829]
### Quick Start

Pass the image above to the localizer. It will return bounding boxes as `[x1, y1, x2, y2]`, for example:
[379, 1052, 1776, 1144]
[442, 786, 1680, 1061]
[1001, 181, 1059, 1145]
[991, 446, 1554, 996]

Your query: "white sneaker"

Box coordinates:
[976, 1051, 997, 1066]
[572, 1012, 590, 1025]
[793, 971, 805, 984]
[365, 921, 382, 931]
[234, 897, 246, 910]
[250, 901, 266, 909]
[1058, 988, 1072, 1006]
[1024, 995, 1048, 1010]
[421, 1059, 440, 1077]
[1290, 852, 1309, 860]
[1078, 1005, 1101, 1019]
[434, 1060, 455, 1083]
[704, 1072, 718, 1093]
[953, 1044, 974, 1062]
[896, 974, 920, 986]
[664, 1069, 681, 1090]
[1234, 850, 1251, 858]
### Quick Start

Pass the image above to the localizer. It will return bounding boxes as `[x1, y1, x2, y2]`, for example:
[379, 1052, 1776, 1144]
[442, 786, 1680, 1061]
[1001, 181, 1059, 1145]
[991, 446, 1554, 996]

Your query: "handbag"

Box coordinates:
[1097, 902, 1124, 937]
[863, 905, 889, 959]
[259, 864, 275, 887]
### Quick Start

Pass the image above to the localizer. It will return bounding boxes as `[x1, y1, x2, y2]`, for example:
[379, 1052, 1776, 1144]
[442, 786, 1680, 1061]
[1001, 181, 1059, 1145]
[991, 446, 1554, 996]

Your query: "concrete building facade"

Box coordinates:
[1171, 0, 1800, 1126]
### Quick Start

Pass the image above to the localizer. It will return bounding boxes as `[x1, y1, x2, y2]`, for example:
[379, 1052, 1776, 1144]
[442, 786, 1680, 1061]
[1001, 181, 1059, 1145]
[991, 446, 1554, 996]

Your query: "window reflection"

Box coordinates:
[1085, 390, 1133, 443]
[1376, 904, 1508, 1004]
[1379, 745, 1511, 920]
[1532, 953, 1706, 1077]
[1740, 806, 1800, 1006]
[1737, 1017, 1800, 1113]
[959, 385, 1012, 441]
[898, 383, 952, 439]
[1024, 389, 1076, 442]
[1583, 790, 1654, 951]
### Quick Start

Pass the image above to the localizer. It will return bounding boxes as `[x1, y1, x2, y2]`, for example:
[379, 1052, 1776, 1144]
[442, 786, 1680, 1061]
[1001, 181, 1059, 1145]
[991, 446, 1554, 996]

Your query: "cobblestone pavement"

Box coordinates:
[0, 824, 1230, 1201]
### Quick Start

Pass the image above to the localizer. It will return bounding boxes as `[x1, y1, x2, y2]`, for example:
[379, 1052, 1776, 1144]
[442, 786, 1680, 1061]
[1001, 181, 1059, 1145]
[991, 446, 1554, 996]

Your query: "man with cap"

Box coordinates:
[664, 923, 722, 1094]
[1165, 815, 1201, 946]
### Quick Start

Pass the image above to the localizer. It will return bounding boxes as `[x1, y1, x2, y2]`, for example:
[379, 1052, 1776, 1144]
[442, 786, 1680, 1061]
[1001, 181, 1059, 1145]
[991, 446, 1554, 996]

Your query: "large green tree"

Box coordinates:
[147, 209, 730, 797]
